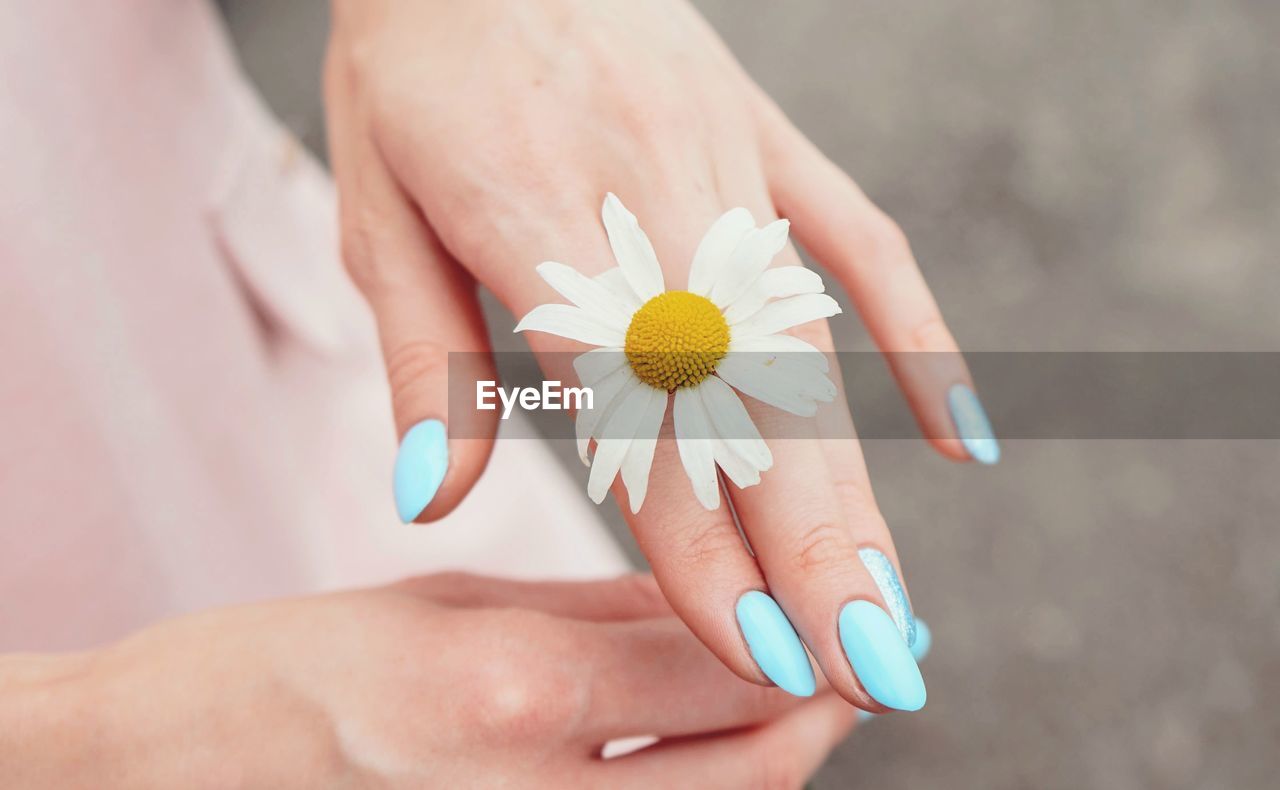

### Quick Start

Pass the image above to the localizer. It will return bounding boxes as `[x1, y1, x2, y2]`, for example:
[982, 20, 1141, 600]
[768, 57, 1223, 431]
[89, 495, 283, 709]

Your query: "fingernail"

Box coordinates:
[910, 618, 932, 663]
[736, 591, 816, 698]
[393, 419, 448, 523]
[858, 617, 932, 723]
[858, 547, 916, 649]
[839, 600, 927, 711]
[948, 383, 1000, 465]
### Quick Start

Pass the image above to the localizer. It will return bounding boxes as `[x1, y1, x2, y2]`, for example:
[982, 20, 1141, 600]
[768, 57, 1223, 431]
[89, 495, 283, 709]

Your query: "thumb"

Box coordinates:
[328, 88, 496, 524]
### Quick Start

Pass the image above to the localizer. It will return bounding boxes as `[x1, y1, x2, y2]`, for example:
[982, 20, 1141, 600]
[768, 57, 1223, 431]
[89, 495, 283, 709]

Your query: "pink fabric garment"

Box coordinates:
[0, 1, 627, 652]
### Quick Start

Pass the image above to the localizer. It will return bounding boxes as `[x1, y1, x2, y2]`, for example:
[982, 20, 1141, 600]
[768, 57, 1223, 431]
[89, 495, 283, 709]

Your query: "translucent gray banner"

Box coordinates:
[445, 352, 1280, 440]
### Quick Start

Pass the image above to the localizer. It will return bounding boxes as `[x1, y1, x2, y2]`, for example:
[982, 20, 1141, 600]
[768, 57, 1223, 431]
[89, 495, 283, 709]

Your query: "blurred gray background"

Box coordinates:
[221, 2, 1279, 787]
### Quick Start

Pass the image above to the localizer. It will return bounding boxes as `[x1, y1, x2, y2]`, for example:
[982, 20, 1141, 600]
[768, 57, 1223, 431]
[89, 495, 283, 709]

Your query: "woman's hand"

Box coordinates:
[2, 574, 855, 789]
[325, 0, 990, 709]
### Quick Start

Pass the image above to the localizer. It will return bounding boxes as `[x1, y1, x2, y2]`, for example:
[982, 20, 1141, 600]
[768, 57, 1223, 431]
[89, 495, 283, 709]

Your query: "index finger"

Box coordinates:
[758, 96, 1001, 465]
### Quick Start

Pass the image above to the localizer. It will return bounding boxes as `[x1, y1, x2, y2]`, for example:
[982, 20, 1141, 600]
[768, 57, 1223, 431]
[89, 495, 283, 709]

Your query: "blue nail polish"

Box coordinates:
[947, 384, 1000, 465]
[858, 617, 931, 724]
[910, 619, 932, 663]
[858, 547, 916, 649]
[393, 419, 448, 523]
[839, 600, 927, 711]
[736, 591, 816, 698]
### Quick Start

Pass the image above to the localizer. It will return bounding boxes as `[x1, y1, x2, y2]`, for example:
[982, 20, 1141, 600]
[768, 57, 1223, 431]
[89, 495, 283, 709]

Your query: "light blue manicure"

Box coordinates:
[839, 600, 927, 711]
[859, 547, 916, 649]
[736, 591, 816, 698]
[910, 619, 932, 663]
[859, 618, 932, 722]
[948, 384, 1000, 465]
[393, 419, 448, 523]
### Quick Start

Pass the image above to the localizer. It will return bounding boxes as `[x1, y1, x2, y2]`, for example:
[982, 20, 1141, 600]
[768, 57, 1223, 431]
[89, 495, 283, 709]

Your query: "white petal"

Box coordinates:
[708, 219, 790, 308]
[729, 333, 830, 373]
[587, 382, 654, 504]
[729, 294, 841, 339]
[697, 376, 773, 471]
[763, 357, 838, 402]
[515, 304, 625, 347]
[760, 266, 825, 298]
[602, 193, 664, 301]
[722, 266, 825, 325]
[594, 268, 644, 312]
[575, 365, 637, 464]
[688, 208, 755, 296]
[573, 347, 628, 387]
[712, 437, 762, 490]
[673, 387, 720, 510]
[587, 437, 632, 505]
[536, 262, 631, 330]
[717, 354, 818, 417]
[619, 391, 668, 513]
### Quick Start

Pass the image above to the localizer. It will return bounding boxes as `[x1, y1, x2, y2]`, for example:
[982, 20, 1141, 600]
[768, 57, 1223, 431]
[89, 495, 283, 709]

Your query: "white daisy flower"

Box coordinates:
[515, 193, 840, 512]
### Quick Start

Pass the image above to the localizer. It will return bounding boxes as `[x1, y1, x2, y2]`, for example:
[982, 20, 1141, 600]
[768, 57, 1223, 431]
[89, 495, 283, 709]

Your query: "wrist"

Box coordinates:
[1, 629, 330, 790]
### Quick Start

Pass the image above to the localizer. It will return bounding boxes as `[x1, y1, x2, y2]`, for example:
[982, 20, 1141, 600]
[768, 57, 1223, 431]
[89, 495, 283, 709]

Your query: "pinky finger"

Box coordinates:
[756, 98, 999, 465]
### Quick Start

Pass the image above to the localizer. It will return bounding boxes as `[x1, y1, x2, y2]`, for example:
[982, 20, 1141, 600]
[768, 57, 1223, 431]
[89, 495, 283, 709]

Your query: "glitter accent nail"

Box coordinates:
[859, 547, 916, 647]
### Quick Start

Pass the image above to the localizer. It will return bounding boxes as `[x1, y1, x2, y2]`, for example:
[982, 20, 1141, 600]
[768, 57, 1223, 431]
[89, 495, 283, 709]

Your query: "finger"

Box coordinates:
[393, 572, 673, 622]
[802, 313, 924, 656]
[757, 98, 1000, 465]
[707, 159, 926, 714]
[325, 61, 498, 524]
[574, 617, 815, 744]
[602, 693, 856, 789]
[622, 417, 816, 696]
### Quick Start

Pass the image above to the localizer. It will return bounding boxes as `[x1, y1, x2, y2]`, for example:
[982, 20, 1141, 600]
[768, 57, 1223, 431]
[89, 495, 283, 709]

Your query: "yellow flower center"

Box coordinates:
[624, 291, 730, 390]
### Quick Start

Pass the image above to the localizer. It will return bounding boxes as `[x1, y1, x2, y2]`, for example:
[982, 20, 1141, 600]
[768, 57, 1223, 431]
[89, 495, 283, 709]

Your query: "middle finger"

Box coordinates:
[718, 189, 925, 712]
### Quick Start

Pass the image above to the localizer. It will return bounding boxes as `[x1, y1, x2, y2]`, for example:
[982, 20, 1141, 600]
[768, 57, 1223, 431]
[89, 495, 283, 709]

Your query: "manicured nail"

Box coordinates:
[858, 618, 932, 723]
[947, 383, 1000, 465]
[393, 419, 448, 523]
[910, 619, 932, 663]
[858, 547, 916, 648]
[839, 600, 927, 711]
[736, 591, 816, 698]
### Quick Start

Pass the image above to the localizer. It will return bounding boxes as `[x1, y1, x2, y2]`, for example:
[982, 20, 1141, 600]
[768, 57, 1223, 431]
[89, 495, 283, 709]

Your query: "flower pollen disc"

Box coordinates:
[624, 291, 730, 390]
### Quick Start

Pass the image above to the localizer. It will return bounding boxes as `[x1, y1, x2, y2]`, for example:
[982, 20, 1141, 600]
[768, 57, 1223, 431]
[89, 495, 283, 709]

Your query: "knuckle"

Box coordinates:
[673, 516, 746, 571]
[385, 339, 449, 409]
[788, 520, 856, 579]
[908, 314, 953, 353]
[830, 479, 879, 519]
[854, 212, 911, 268]
[343, 38, 382, 89]
[468, 615, 587, 741]
[337, 209, 390, 289]
[442, 207, 502, 268]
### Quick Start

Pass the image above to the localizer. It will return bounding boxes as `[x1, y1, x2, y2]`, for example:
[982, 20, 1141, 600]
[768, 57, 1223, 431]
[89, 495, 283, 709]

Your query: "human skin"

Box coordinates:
[0, 574, 855, 789]
[325, 0, 980, 708]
